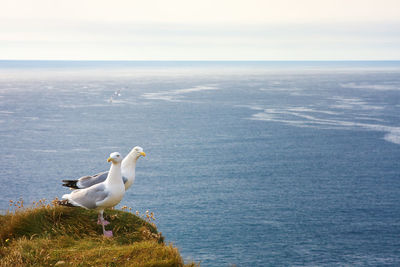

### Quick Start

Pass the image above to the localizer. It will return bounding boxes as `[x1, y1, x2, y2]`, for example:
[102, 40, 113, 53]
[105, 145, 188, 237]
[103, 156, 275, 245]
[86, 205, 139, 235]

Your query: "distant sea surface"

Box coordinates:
[1, 61, 400, 266]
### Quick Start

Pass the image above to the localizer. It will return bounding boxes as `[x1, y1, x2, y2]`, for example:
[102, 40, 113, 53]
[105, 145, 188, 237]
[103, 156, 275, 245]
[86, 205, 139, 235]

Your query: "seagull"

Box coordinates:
[59, 152, 125, 237]
[62, 146, 146, 191]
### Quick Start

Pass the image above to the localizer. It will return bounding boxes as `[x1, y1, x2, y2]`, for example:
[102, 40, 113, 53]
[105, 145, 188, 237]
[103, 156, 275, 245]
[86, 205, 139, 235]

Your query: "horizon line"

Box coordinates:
[1, 59, 400, 62]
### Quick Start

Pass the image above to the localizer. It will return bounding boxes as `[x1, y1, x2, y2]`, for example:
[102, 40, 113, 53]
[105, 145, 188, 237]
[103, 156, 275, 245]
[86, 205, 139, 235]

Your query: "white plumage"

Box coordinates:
[62, 146, 146, 191]
[61, 152, 125, 237]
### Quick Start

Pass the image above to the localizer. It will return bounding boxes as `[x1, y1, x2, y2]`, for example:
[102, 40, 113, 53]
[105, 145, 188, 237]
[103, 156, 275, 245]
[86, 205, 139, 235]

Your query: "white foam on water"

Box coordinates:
[330, 96, 384, 110]
[45, 118, 64, 122]
[142, 93, 179, 102]
[340, 82, 400, 91]
[71, 148, 91, 152]
[59, 103, 110, 109]
[142, 85, 218, 102]
[260, 87, 303, 92]
[32, 149, 58, 153]
[23, 116, 39, 121]
[235, 104, 265, 111]
[287, 107, 340, 115]
[248, 106, 400, 145]
[381, 128, 400, 145]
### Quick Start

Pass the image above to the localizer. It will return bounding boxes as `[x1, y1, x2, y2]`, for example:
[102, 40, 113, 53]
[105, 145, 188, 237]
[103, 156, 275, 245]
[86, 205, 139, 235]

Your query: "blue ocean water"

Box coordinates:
[1, 61, 400, 266]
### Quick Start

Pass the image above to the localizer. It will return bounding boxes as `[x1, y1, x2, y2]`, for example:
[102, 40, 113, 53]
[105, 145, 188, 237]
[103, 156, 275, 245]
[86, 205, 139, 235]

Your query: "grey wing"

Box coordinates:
[77, 171, 109, 188]
[69, 184, 109, 209]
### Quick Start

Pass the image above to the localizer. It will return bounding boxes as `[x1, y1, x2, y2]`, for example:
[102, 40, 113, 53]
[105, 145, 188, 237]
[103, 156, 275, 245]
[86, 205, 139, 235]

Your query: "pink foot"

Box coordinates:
[104, 230, 113, 237]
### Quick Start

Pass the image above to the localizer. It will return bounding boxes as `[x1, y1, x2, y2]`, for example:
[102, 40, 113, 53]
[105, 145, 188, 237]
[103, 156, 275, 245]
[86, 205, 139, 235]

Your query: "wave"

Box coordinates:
[59, 103, 111, 109]
[384, 131, 400, 145]
[248, 106, 400, 145]
[142, 85, 218, 102]
[330, 96, 383, 110]
[340, 82, 400, 91]
[32, 149, 58, 153]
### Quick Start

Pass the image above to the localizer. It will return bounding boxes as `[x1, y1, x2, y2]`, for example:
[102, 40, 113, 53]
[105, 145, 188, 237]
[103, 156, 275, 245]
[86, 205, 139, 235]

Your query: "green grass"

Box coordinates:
[0, 200, 196, 266]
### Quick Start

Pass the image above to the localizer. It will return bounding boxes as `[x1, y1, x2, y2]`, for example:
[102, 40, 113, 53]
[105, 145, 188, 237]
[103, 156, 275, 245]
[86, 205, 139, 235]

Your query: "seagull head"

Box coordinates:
[132, 146, 146, 159]
[107, 152, 123, 164]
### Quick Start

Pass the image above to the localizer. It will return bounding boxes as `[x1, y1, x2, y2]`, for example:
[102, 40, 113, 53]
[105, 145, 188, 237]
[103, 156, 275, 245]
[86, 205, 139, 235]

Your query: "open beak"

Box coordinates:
[140, 152, 146, 157]
[107, 157, 113, 162]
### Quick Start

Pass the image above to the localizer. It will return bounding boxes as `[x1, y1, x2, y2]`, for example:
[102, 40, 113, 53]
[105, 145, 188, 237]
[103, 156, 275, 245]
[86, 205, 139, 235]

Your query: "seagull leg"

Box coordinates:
[97, 211, 110, 225]
[98, 210, 113, 237]
[97, 212, 102, 225]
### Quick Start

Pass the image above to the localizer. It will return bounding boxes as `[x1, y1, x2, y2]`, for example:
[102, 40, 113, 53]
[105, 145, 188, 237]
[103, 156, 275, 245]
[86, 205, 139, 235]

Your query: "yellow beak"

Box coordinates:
[107, 157, 112, 162]
[140, 152, 146, 157]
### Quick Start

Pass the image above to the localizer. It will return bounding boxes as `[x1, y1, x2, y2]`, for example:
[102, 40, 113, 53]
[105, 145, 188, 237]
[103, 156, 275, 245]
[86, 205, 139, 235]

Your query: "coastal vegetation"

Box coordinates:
[0, 199, 195, 266]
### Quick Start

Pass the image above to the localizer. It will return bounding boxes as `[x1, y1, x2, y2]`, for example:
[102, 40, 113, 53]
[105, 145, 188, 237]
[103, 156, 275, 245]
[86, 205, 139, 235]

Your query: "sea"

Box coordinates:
[0, 61, 399, 266]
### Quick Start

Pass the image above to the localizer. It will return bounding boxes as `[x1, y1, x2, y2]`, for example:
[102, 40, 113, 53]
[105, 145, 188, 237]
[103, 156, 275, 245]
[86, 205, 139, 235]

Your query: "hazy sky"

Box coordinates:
[1, 0, 400, 60]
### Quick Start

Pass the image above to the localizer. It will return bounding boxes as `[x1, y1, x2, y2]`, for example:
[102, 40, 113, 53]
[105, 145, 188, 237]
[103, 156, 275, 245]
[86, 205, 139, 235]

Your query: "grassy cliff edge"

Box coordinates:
[0, 201, 195, 266]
